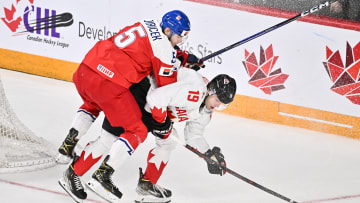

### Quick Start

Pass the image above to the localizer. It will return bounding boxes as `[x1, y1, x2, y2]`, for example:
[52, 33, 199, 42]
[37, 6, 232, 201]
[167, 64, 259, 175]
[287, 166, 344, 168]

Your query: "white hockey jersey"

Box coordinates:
[146, 68, 212, 152]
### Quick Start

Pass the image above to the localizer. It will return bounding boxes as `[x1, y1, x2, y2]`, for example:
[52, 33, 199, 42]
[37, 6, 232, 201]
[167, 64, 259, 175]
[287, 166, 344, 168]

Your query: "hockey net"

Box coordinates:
[0, 77, 56, 173]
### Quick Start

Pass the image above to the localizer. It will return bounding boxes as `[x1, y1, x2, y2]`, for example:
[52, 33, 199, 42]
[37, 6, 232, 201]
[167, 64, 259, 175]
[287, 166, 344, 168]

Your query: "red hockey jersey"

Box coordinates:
[82, 19, 180, 88]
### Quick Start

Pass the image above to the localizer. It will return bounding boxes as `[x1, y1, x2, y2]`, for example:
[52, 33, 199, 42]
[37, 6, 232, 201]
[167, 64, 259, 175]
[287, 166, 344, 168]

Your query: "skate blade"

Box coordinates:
[55, 153, 72, 164]
[135, 194, 171, 203]
[58, 178, 83, 203]
[86, 178, 121, 203]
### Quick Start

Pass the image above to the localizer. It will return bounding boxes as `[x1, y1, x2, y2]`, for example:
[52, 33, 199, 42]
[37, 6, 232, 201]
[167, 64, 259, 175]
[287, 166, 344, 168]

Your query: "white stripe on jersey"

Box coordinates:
[140, 19, 180, 75]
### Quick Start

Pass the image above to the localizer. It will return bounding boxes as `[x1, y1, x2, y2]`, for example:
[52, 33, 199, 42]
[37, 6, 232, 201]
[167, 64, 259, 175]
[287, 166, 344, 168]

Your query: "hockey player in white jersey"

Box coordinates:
[57, 10, 206, 203]
[134, 68, 237, 203]
[79, 68, 235, 203]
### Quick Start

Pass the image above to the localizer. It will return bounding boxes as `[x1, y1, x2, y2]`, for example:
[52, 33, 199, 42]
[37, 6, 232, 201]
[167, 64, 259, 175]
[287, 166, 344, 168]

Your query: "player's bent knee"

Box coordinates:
[120, 121, 148, 151]
[102, 117, 125, 137]
[99, 129, 118, 148]
[127, 120, 148, 143]
[156, 137, 177, 151]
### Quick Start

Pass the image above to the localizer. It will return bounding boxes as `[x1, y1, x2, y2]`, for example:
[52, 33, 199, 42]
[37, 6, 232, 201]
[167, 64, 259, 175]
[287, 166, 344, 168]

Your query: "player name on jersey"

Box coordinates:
[168, 107, 189, 122]
[143, 20, 162, 41]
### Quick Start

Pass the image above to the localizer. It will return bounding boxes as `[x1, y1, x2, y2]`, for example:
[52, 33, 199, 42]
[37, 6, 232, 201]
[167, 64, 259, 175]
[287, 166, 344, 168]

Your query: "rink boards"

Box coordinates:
[0, 0, 359, 138]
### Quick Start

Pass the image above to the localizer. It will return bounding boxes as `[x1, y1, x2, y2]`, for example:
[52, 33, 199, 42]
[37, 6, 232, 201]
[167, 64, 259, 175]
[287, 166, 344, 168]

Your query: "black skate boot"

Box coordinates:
[86, 155, 122, 202]
[135, 168, 171, 203]
[58, 157, 87, 203]
[58, 128, 79, 158]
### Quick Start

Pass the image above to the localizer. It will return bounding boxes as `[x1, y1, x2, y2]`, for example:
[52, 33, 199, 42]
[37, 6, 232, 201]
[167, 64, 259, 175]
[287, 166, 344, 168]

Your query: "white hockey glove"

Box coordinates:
[204, 146, 226, 176]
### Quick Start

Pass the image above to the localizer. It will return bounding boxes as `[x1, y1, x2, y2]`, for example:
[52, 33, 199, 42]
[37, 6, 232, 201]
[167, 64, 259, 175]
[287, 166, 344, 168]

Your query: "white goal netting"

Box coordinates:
[0, 77, 56, 173]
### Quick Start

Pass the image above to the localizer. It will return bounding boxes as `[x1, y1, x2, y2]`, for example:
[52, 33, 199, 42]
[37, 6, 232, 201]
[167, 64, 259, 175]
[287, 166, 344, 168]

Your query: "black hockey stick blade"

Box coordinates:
[201, 0, 339, 61]
[184, 144, 298, 203]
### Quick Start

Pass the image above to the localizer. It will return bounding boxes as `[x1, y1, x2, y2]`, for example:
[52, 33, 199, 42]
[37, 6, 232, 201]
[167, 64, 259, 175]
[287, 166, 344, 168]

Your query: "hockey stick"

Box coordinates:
[184, 143, 298, 203]
[201, 0, 338, 61]
[169, 135, 298, 202]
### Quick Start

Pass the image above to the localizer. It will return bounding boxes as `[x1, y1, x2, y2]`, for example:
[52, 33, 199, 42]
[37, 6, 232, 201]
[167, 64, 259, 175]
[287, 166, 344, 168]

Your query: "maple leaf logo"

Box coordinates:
[323, 41, 360, 105]
[145, 148, 168, 183]
[74, 151, 102, 176]
[148, 149, 168, 171]
[1, 4, 22, 32]
[1, 0, 73, 37]
[166, 109, 177, 121]
[242, 44, 289, 95]
[1, 0, 34, 32]
[150, 106, 167, 123]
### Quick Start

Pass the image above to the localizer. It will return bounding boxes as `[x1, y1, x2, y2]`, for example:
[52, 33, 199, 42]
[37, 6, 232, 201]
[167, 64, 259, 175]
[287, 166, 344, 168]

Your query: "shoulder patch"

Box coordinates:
[159, 66, 174, 76]
[97, 64, 114, 78]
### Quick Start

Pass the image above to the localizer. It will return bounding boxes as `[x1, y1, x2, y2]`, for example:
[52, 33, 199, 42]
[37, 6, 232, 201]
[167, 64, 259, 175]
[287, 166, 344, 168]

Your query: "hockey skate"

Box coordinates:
[58, 161, 87, 203]
[86, 155, 122, 203]
[56, 128, 79, 164]
[135, 168, 171, 203]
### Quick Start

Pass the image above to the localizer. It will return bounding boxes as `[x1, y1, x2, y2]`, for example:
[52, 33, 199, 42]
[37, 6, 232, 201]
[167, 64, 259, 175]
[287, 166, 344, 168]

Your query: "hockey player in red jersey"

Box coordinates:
[134, 68, 236, 203]
[57, 10, 200, 203]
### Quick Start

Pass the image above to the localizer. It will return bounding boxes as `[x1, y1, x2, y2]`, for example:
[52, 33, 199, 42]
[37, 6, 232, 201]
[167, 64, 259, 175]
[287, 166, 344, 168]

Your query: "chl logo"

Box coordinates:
[323, 41, 360, 105]
[242, 44, 289, 95]
[1, 0, 73, 38]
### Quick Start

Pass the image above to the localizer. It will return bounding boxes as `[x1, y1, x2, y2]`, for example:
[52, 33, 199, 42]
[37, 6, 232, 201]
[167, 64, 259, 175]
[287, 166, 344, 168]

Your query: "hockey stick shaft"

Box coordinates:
[201, 0, 338, 61]
[184, 144, 298, 203]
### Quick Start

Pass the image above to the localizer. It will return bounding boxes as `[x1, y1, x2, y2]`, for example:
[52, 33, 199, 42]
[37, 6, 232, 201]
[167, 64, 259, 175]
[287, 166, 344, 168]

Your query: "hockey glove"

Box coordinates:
[204, 146, 226, 176]
[190, 65, 203, 71]
[176, 49, 205, 71]
[151, 116, 173, 139]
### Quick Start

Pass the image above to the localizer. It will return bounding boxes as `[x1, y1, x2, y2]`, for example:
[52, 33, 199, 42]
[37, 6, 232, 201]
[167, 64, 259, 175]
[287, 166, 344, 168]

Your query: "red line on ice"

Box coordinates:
[0, 178, 105, 203]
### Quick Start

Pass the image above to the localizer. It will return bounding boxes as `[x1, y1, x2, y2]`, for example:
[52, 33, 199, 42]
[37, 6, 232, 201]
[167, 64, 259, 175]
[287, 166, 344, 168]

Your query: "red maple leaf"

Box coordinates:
[323, 41, 360, 105]
[73, 151, 102, 176]
[151, 106, 166, 123]
[1, 0, 36, 32]
[167, 109, 176, 120]
[145, 149, 168, 184]
[243, 44, 289, 95]
[1, 4, 22, 32]
[4, 4, 16, 21]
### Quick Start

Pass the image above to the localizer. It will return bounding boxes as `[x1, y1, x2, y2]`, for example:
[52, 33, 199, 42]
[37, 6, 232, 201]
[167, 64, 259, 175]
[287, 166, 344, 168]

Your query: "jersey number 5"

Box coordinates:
[114, 25, 147, 48]
[187, 91, 200, 102]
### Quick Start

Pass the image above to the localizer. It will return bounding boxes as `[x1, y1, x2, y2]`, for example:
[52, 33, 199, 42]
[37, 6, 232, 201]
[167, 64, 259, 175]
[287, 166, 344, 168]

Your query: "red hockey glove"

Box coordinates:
[176, 49, 205, 71]
[204, 146, 226, 176]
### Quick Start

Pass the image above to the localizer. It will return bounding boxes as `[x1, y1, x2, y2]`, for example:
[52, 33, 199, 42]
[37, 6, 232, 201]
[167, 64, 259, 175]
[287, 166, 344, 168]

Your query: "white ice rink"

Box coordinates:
[0, 68, 359, 203]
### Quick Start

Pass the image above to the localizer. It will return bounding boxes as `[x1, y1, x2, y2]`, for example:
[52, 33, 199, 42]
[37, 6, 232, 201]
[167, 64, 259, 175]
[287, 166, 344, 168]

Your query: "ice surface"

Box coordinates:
[0, 68, 359, 203]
